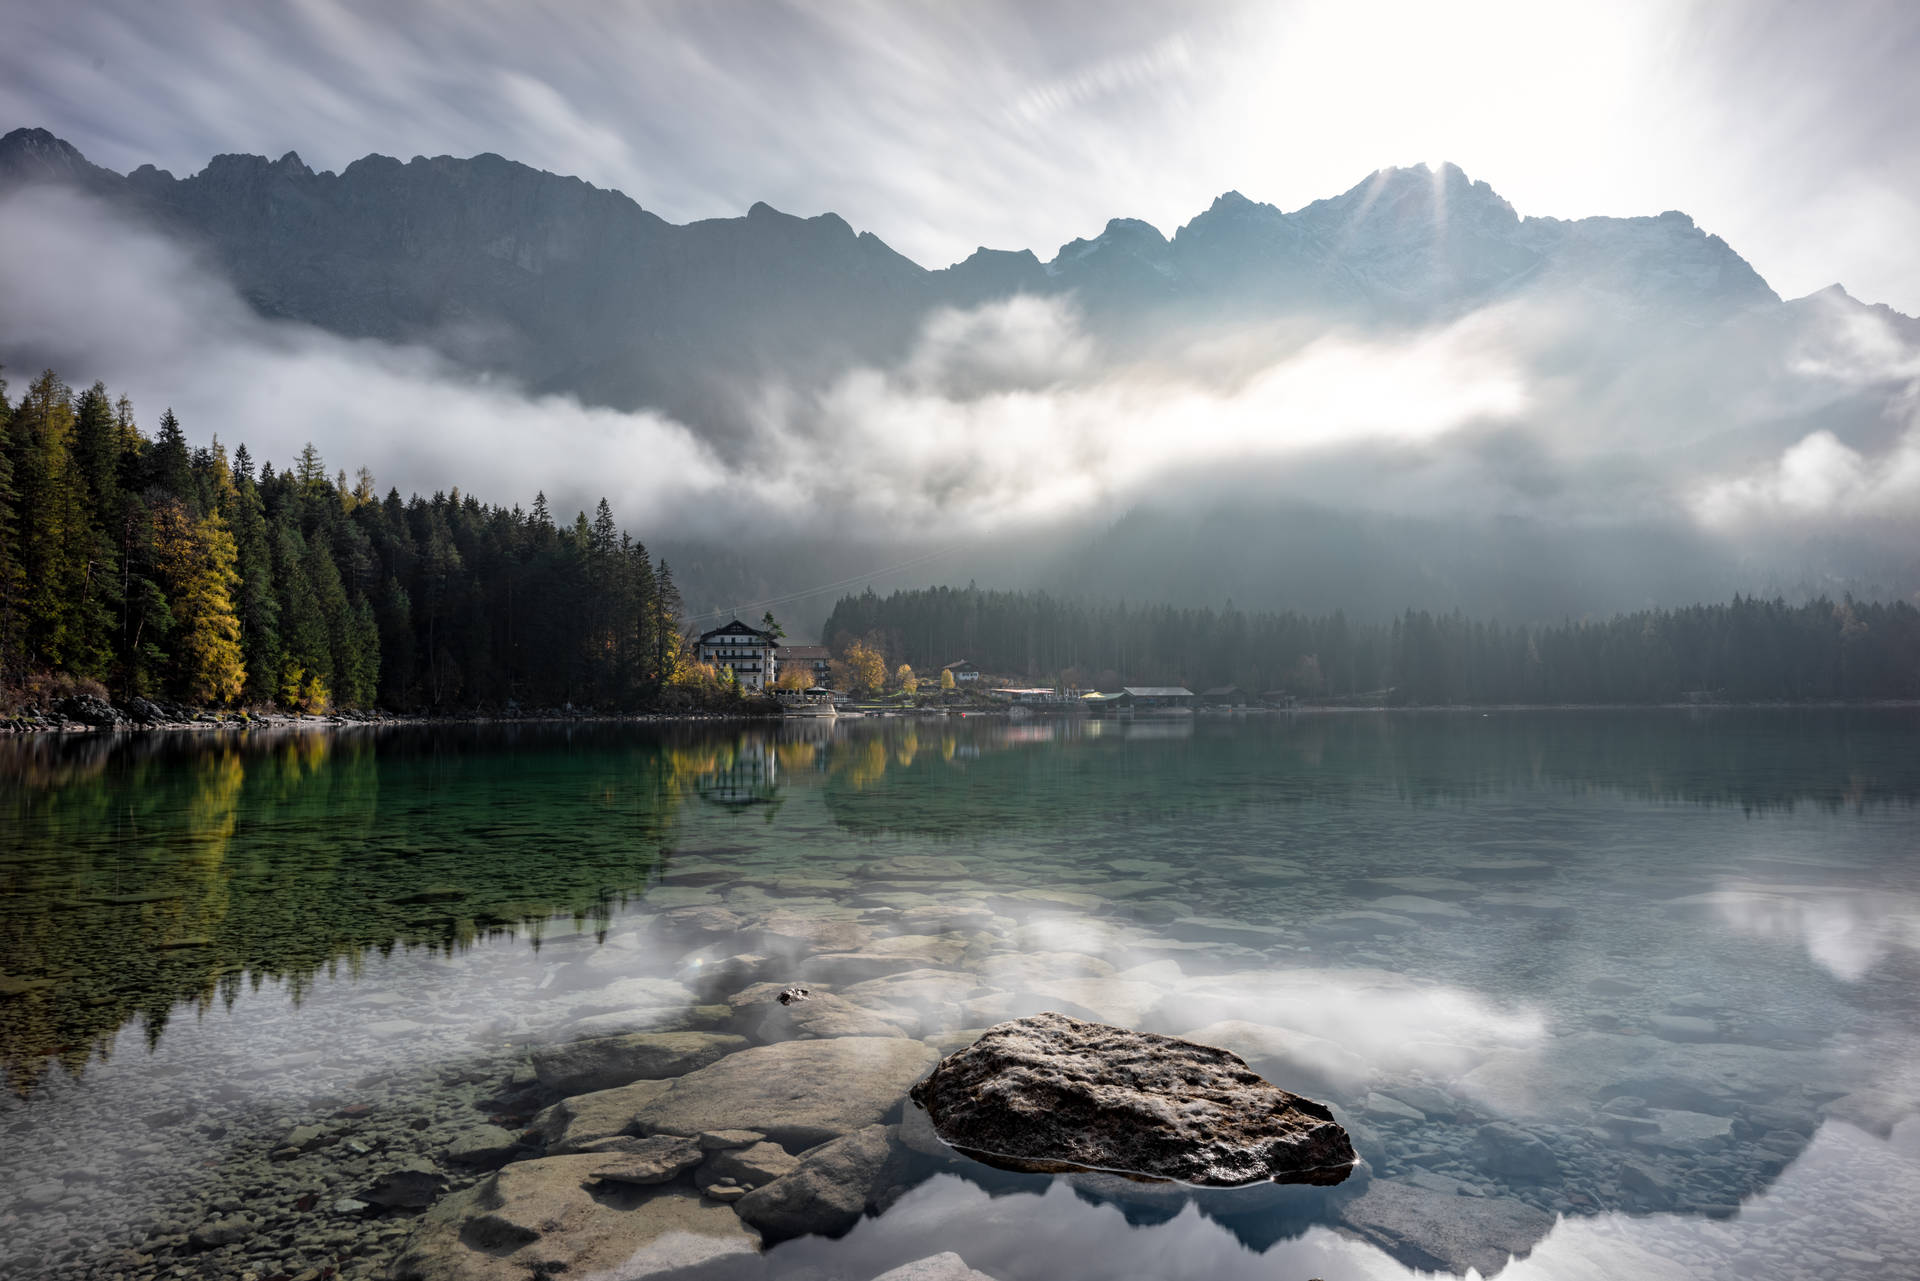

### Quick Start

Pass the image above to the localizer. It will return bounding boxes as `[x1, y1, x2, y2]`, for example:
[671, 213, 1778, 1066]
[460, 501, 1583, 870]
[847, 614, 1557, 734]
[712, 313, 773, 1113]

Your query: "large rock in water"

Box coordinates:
[909, 1013, 1355, 1187]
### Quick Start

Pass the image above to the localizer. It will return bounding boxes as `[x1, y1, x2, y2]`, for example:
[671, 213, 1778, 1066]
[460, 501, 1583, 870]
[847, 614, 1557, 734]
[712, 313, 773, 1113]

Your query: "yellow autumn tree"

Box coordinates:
[152, 500, 247, 705]
[844, 639, 886, 697]
[940, 667, 956, 691]
[895, 663, 918, 695]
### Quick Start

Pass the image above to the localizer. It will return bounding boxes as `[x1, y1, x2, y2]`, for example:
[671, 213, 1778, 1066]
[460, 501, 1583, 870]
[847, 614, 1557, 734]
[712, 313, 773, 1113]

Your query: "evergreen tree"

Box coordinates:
[224, 448, 282, 702]
[149, 409, 194, 504]
[271, 516, 331, 709]
[151, 500, 246, 703]
[0, 370, 19, 683]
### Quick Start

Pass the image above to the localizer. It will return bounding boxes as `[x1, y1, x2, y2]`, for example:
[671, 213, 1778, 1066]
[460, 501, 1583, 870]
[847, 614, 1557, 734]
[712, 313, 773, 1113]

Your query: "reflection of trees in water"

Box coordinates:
[0, 727, 683, 1094]
[817, 709, 1920, 837]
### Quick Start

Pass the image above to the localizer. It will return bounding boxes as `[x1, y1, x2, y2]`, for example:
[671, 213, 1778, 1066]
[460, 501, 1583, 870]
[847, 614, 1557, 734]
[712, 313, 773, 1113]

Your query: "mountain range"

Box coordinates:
[2, 125, 1916, 628]
[3, 126, 1871, 433]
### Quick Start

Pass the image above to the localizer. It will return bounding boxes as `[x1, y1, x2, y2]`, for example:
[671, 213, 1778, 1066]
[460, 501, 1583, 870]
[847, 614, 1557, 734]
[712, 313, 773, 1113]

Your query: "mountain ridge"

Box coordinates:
[4, 127, 1916, 630]
[4, 124, 1866, 441]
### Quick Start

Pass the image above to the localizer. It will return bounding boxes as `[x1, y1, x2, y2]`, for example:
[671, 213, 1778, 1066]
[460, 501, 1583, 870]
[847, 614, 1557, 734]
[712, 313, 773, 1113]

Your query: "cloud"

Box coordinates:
[743, 294, 1537, 531]
[1692, 429, 1920, 530]
[0, 187, 733, 527]
[0, 185, 1528, 538]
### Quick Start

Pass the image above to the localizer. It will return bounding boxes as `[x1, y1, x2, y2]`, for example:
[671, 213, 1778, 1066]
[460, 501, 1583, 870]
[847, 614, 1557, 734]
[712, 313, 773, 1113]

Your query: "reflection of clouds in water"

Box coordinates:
[1167, 968, 1546, 1082]
[768, 1117, 1920, 1280]
[1007, 908, 1544, 1089]
[1696, 885, 1920, 981]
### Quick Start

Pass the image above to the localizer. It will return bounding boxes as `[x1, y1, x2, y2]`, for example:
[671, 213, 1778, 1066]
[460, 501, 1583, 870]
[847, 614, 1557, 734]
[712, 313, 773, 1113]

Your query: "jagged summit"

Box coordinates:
[0, 126, 107, 185]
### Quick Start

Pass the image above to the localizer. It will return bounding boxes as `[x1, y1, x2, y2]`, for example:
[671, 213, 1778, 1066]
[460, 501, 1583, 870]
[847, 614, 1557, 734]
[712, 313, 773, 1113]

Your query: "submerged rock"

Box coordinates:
[394, 1162, 758, 1281]
[628, 1037, 939, 1149]
[734, 1124, 905, 1242]
[530, 1077, 674, 1153]
[908, 1012, 1356, 1187]
[1334, 1180, 1553, 1276]
[531, 1029, 746, 1095]
[695, 1140, 799, 1193]
[361, 1157, 447, 1208]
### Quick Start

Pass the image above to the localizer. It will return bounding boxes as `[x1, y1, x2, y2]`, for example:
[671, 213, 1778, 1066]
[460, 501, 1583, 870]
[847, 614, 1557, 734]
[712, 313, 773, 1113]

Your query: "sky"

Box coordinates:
[4, 0, 1920, 312]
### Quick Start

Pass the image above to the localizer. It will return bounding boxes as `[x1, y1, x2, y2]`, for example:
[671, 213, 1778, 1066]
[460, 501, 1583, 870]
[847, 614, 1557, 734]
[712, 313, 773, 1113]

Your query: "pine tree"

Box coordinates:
[149, 409, 194, 504]
[271, 517, 331, 709]
[0, 369, 19, 683]
[225, 447, 281, 703]
[152, 499, 247, 703]
[10, 372, 108, 675]
[653, 558, 683, 684]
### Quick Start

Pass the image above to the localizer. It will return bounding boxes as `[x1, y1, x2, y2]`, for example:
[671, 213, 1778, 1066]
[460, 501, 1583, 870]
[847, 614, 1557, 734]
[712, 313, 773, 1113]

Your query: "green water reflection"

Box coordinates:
[1, 709, 1913, 1094]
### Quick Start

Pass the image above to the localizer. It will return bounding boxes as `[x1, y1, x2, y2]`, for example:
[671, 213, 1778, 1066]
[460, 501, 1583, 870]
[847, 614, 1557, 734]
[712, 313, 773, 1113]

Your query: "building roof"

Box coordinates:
[942, 659, 978, 670]
[1122, 686, 1195, 698]
[697, 618, 774, 643]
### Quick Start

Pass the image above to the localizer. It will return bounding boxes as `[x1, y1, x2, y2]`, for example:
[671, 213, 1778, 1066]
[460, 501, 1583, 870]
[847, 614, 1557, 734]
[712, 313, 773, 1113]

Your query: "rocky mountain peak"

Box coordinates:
[0, 126, 103, 184]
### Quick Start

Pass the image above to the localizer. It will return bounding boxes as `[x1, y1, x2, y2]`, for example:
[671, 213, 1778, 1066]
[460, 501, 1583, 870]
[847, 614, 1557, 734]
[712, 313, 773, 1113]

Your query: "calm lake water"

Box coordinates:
[1, 711, 1917, 1280]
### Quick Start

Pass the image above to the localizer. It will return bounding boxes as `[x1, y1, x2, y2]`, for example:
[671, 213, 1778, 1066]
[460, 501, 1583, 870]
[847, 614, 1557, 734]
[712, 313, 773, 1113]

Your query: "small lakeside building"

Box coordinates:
[775, 644, 832, 686]
[693, 619, 778, 691]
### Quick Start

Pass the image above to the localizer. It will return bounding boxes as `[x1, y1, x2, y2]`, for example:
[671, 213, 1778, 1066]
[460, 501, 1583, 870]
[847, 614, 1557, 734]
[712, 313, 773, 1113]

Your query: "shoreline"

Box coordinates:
[5, 697, 1916, 737]
[0, 707, 781, 736]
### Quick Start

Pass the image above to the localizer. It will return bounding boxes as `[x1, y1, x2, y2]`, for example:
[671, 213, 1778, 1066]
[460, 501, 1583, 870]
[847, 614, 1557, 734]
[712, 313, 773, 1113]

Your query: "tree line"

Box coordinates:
[824, 584, 1920, 705]
[0, 369, 739, 713]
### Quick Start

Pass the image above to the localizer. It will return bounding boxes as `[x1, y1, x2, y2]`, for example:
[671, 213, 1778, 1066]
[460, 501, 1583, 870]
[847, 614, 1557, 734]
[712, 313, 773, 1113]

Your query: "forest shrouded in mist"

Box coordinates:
[824, 585, 1920, 705]
[0, 369, 703, 712]
[5, 364, 1917, 715]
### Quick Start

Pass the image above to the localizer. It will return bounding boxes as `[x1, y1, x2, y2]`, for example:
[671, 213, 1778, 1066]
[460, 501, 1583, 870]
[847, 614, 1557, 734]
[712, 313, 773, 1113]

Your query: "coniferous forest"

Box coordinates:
[0, 370, 710, 713]
[825, 585, 1920, 705]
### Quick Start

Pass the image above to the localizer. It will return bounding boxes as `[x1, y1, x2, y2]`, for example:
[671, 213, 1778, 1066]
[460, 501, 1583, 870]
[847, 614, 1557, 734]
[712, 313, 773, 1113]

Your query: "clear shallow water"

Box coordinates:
[0, 711, 1916, 1280]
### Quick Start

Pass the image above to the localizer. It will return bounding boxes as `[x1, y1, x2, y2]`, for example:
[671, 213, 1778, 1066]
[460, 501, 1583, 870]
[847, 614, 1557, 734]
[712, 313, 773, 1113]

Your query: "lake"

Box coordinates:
[1, 710, 1916, 1280]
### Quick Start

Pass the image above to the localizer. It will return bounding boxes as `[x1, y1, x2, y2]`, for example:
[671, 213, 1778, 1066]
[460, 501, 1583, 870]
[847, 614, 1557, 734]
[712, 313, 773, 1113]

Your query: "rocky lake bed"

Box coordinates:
[3, 715, 1918, 1280]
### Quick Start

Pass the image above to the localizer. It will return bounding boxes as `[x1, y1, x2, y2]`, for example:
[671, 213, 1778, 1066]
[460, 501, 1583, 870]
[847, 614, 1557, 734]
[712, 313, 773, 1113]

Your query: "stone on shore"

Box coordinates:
[734, 1124, 905, 1242]
[909, 1012, 1356, 1186]
[532, 1030, 746, 1095]
[629, 1038, 939, 1149]
[393, 1160, 758, 1281]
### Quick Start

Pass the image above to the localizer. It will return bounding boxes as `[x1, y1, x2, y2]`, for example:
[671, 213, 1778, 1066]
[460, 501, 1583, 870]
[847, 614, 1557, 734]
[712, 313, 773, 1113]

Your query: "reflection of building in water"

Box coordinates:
[692, 738, 782, 806]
